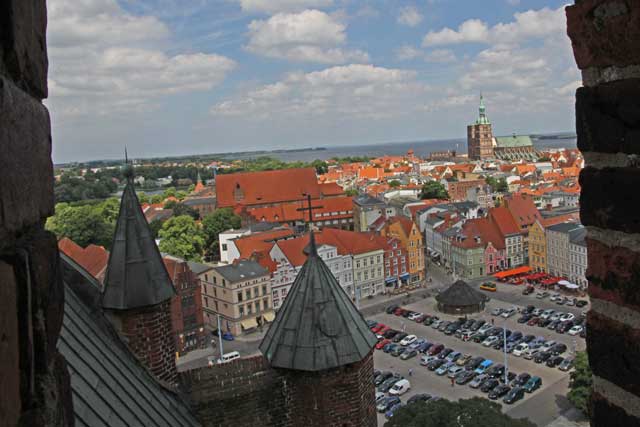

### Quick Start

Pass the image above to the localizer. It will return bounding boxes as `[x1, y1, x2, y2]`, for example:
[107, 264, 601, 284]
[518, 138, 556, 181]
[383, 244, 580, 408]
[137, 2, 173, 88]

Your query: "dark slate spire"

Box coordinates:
[259, 237, 377, 371]
[102, 158, 175, 310]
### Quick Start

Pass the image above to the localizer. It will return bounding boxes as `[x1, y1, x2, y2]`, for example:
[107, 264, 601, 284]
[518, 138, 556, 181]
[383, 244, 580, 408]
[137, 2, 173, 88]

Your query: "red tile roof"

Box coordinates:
[216, 168, 321, 208]
[233, 228, 295, 259]
[58, 237, 109, 280]
[489, 207, 521, 236]
[504, 194, 542, 230]
[246, 196, 353, 223]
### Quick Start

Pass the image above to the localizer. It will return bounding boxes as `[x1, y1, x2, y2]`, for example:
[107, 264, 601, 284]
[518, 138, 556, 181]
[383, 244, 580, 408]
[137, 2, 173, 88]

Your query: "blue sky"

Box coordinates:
[46, 0, 578, 163]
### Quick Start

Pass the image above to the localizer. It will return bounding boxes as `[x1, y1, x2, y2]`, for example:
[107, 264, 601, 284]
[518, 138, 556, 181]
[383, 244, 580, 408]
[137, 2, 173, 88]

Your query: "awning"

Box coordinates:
[385, 277, 397, 284]
[541, 277, 560, 285]
[400, 273, 410, 279]
[263, 311, 275, 322]
[558, 280, 579, 289]
[241, 318, 258, 330]
[493, 266, 531, 279]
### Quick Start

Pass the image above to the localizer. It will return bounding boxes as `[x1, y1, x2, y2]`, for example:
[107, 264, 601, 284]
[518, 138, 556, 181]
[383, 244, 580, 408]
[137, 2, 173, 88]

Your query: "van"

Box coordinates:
[389, 379, 411, 396]
[209, 351, 241, 365]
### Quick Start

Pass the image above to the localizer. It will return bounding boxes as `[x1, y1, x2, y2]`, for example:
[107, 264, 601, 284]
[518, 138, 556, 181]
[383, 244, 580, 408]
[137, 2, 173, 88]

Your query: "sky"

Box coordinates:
[46, 0, 579, 163]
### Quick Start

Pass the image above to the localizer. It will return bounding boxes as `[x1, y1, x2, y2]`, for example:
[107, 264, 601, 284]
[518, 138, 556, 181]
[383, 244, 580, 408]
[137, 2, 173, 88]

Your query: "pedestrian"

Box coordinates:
[451, 377, 455, 387]
[491, 318, 495, 325]
[409, 368, 413, 377]
[401, 322, 406, 332]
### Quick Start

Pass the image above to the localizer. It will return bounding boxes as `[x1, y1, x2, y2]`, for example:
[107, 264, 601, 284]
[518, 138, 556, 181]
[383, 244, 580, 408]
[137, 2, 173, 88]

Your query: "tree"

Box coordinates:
[568, 351, 592, 415]
[386, 397, 535, 427]
[150, 194, 164, 204]
[345, 188, 359, 197]
[388, 180, 401, 188]
[163, 187, 176, 198]
[176, 190, 188, 201]
[137, 192, 149, 204]
[172, 202, 200, 220]
[148, 218, 164, 239]
[202, 208, 242, 260]
[310, 159, 329, 174]
[46, 202, 115, 249]
[420, 181, 449, 200]
[485, 176, 508, 193]
[158, 215, 205, 261]
[538, 156, 551, 162]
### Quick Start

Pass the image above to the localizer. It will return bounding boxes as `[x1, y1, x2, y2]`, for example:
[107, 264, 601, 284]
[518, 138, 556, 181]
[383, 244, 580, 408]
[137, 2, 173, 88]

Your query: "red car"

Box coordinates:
[377, 326, 391, 336]
[394, 308, 407, 316]
[527, 317, 540, 326]
[376, 339, 391, 350]
[371, 323, 386, 333]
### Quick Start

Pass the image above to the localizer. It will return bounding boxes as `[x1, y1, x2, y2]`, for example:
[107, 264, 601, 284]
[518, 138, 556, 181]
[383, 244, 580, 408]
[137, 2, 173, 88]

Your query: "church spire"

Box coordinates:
[102, 155, 175, 310]
[477, 93, 490, 125]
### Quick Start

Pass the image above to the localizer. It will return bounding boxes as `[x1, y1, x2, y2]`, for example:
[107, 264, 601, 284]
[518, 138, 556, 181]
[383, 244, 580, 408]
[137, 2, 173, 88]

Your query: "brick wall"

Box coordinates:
[180, 352, 376, 427]
[567, 1, 640, 424]
[0, 1, 73, 426]
[117, 301, 178, 385]
[170, 261, 207, 355]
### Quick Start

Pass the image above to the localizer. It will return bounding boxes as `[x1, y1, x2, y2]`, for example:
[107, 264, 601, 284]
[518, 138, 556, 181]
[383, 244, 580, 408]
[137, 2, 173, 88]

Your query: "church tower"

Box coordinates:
[467, 94, 494, 160]
[102, 160, 178, 385]
[259, 198, 378, 426]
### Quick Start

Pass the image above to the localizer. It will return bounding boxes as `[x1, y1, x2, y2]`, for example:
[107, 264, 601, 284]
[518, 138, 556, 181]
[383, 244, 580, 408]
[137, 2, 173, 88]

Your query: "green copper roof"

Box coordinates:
[475, 94, 490, 125]
[259, 233, 377, 371]
[495, 135, 534, 148]
[102, 177, 175, 310]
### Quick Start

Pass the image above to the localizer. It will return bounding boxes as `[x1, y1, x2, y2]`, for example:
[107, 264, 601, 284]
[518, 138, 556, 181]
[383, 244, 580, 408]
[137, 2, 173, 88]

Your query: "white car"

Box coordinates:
[523, 348, 540, 360]
[568, 325, 584, 336]
[420, 355, 438, 366]
[400, 334, 417, 346]
[491, 308, 505, 316]
[375, 391, 386, 403]
[559, 313, 575, 322]
[540, 309, 555, 320]
[550, 293, 561, 302]
[408, 312, 423, 321]
[431, 319, 443, 329]
[532, 308, 544, 316]
[501, 307, 518, 318]
[482, 336, 499, 347]
[540, 340, 557, 353]
[512, 343, 529, 357]
[389, 379, 411, 395]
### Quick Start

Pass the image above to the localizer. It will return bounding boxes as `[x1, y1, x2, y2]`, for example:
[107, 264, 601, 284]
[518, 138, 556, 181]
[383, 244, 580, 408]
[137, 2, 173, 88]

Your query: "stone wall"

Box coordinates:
[180, 352, 377, 427]
[116, 301, 178, 385]
[0, 1, 73, 426]
[567, 0, 640, 424]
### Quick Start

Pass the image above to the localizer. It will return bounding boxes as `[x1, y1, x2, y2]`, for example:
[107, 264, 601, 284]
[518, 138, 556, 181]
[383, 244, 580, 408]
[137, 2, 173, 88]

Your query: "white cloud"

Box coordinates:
[47, 0, 235, 117]
[423, 7, 564, 46]
[395, 45, 423, 61]
[397, 6, 423, 27]
[425, 49, 457, 63]
[245, 10, 369, 63]
[237, 0, 334, 14]
[211, 64, 427, 119]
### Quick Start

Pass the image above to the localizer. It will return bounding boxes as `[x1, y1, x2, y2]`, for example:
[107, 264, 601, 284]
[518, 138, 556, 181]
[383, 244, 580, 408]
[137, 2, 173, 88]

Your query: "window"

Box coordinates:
[262, 285, 267, 295]
[237, 292, 243, 302]
[222, 279, 226, 287]
[213, 276, 217, 284]
[239, 305, 244, 316]
[204, 274, 208, 282]
[246, 290, 251, 300]
[221, 243, 227, 251]
[254, 287, 259, 298]
[263, 298, 269, 309]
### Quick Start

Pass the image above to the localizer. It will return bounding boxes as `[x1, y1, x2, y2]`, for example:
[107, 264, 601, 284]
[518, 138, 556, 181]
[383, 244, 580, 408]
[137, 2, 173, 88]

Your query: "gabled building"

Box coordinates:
[352, 194, 386, 232]
[546, 222, 583, 280]
[489, 206, 525, 268]
[503, 193, 543, 263]
[569, 226, 588, 289]
[381, 216, 425, 283]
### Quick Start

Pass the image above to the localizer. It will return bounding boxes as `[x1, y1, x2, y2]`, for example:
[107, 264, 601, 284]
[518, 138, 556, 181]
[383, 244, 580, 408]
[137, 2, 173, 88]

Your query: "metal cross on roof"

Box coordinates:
[297, 194, 323, 255]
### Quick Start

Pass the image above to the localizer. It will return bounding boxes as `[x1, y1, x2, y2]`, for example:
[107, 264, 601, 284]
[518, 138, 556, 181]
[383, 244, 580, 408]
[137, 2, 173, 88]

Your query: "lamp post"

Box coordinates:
[503, 318, 509, 384]
[217, 314, 224, 360]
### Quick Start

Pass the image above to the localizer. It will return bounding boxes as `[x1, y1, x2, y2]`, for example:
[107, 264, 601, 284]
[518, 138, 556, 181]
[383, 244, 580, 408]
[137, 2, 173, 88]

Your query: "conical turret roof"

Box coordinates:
[259, 234, 377, 371]
[102, 175, 175, 310]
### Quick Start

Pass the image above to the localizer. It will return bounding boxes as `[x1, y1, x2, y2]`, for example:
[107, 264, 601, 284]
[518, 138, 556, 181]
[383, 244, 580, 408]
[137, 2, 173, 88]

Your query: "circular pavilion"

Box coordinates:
[435, 280, 489, 315]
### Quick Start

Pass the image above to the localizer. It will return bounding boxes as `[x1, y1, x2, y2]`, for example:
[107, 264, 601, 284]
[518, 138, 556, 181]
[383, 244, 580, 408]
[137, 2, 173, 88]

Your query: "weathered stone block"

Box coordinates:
[567, 0, 640, 70]
[0, 0, 48, 99]
[580, 167, 640, 233]
[0, 261, 21, 426]
[0, 76, 53, 239]
[576, 79, 640, 154]
[587, 237, 640, 309]
[588, 311, 640, 396]
[592, 392, 640, 427]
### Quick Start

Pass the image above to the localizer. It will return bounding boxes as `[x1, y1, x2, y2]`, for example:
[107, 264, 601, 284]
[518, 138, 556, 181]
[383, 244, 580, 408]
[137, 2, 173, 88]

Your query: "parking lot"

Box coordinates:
[370, 293, 585, 426]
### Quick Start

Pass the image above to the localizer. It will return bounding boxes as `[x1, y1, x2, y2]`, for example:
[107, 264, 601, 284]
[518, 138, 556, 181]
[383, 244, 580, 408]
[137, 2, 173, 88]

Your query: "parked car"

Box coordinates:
[559, 357, 575, 371]
[438, 321, 452, 332]
[385, 305, 399, 314]
[435, 362, 454, 375]
[377, 396, 401, 412]
[475, 359, 494, 375]
[367, 320, 378, 329]
[376, 339, 391, 350]
[428, 343, 445, 356]
[568, 325, 584, 336]
[503, 386, 525, 404]
[375, 391, 386, 403]
[456, 370, 476, 385]
[550, 343, 567, 355]
[507, 331, 523, 342]
[540, 309, 555, 320]
[527, 317, 540, 326]
[389, 379, 411, 395]
[511, 373, 531, 387]
[478, 323, 494, 334]
[407, 394, 431, 405]
[576, 300, 589, 308]
[385, 402, 404, 419]
[400, 349, 418, 360]
[465, 356, 485, 371]
[532, 308, 544, 316]
[392, 332, 408, 343]
[378, 375, 404, 393]
[523, 348, 540, 360]
[540, 340, 557, 352]
[560, 313, 575, 322]
[523, 376, 542, 393]
[486, 364, 505, 379]
[472, 333, 488, 343]
[488, 384, 511, 400]
[546, 355, 564, 368]
[400, 334, 417, 346]
[408, 312, 423, 321]
[536, 291, 550, 299]
[469, 374, 488, 389]
[522, 285, 534, 295]
[491, 308, 505, 316]
[427, 358, 446, 371]
[420, 354, 437, 366]
[409, 338, 426, 350]
[374, 371, 393, 386]
[446, 351, 462, 363]
[456, 353, 473, 366]
[391, 346, 406, 357]
[480, 378, 500, 392]
[517, 314, 532, 323]
[512, 343, 529, 357]
[437, 348, 454, 360]
[482, 336, 499, 347]
[447, 366, 465, 379]
[534, 351, 552, 364]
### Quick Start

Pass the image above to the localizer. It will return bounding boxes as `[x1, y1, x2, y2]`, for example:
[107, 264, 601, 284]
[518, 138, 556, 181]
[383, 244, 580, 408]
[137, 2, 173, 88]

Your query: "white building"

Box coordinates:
[569, 226, 588, 289]
[546, 222, 582, 279]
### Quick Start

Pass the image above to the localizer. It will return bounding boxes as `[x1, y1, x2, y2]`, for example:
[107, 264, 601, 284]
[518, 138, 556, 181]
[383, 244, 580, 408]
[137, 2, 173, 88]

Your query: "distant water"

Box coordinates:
[230, 136, 577, 163]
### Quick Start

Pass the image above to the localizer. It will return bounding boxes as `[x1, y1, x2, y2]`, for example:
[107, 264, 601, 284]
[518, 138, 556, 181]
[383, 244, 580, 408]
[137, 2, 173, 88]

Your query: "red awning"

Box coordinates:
[493, 266, 531, 279]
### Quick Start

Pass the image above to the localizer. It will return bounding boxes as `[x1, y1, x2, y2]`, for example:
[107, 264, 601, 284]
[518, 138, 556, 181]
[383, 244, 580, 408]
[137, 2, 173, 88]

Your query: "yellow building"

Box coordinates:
[382, 216, 425, 283]
[529, 220, 547, 273]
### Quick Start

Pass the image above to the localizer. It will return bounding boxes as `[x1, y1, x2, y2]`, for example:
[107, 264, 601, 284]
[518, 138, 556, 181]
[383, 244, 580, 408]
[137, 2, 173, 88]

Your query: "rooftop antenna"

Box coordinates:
[297, 194, 323, 256]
